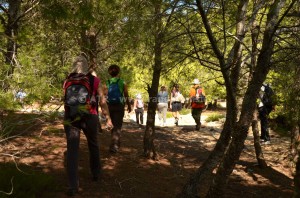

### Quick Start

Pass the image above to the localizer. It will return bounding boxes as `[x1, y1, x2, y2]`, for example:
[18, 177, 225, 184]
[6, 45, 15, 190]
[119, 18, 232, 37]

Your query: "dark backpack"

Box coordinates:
[262, 85, 275, 112]
[192, 88, 206, 104]
[64, 73, 94, 120]
[107, 79, 123, 104]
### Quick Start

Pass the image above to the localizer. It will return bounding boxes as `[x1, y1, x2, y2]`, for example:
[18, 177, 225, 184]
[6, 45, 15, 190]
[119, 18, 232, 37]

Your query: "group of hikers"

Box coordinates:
[62, 53, 275, 196]
[131, 78, 206, 130]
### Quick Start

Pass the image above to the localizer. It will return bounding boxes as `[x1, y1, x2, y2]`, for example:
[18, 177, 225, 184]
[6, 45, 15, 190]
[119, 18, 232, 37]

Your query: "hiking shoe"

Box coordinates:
[262, 140, 271, 145]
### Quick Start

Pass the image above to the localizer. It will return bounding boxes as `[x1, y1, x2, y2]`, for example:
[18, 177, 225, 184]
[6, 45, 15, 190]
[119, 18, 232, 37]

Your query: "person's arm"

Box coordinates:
[123, 84, 132, 112]
[133, 99, 137, 110]
[98, 82, 113, 128]
[170, 93, 173, 109]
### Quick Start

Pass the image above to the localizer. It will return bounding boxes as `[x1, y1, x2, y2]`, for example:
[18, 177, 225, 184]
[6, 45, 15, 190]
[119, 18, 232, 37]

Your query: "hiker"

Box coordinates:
[190, 79, 206, 131]
[258, 84, 275, 144]
[170, 84, 184, 126]
[133, 93, 144, 126]
[105, 64, 132, 153]
[63, 54, 113, 196]
[157, 85, 168, 127]
[15, 89, 27, 103]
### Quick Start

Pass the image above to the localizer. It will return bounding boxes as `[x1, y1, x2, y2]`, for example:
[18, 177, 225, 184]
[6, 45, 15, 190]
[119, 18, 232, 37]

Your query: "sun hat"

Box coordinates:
[193, 79, 200, 84]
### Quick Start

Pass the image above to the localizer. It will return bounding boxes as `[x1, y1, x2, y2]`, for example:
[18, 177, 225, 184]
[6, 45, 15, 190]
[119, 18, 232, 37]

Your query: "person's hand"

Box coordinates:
[128, 106, 132, 113]
[106, 118, 113, 130]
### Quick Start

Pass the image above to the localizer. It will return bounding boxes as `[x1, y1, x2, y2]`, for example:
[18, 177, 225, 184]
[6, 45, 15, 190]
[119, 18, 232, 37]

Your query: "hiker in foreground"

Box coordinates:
[133, 93, 144, 127]
[105, 64, 132, 153]
[190, 79, 206, 131]
[63, 54, 113, 196]
[258, 84, 275, 144]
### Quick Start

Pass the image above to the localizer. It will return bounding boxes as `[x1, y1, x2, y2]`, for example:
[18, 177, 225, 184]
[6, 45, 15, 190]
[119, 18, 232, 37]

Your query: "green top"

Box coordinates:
[106, 77, 125, 104]
[106, 77, 125, 93]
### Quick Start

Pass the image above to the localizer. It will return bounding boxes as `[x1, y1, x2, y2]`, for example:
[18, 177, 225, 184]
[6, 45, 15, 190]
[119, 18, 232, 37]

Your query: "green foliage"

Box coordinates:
[180, 108, 191, 115]
[205, 113, 225, 122]
[166, 111, 175, 118]
[0, 163, 59, 198]
[0, 91, 18, 110]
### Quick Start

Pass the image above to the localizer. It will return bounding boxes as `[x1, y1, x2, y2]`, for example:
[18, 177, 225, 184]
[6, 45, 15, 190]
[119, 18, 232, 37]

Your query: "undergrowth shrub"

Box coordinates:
[205, 113, 225, 122]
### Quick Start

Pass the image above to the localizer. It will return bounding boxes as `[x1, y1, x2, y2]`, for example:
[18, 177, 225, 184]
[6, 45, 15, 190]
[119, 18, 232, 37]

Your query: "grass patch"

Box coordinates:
[180, 108, 191, 115]
[166, 108, 191, 118]
[0, 163, 60, 198]
[205, 113, 225, 122]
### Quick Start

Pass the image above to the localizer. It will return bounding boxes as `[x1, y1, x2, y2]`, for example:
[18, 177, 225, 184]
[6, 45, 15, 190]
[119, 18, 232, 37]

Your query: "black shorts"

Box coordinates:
[171, 102, 182, 112]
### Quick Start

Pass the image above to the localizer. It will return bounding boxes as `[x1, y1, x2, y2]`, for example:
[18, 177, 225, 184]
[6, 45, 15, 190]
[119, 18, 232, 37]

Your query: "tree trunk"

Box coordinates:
[294, 147, 300, 197]
[80, 27, 98, 70]
[206, 1, 284, 196]
[178, 1, 248, 197]
[252, 108, 268, 168]
[0, 109, 3, 133]
[5, 0, 21, 67]
[143, 2, 163, 160]
[1, 0, 22, 90]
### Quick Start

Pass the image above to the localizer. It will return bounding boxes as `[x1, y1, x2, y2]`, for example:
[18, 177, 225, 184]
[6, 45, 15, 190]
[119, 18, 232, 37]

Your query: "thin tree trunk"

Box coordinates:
[206, 1, 285, 196]
[178, 1, 248, 197]
[0, 109, 3, 133]
[143, 2, 163, 160]
[294, 147, 300, 198]
[1, 0, 21, 90]
[252, 108, 268, 168]
[5, 0, 21, 70]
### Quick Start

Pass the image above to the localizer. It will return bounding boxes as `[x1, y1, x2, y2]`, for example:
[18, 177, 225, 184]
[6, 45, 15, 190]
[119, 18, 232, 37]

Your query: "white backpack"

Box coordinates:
[137, 99, 144, 108]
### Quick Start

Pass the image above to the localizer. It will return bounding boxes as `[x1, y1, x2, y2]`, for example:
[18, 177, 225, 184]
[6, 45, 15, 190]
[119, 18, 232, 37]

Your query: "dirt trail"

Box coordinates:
[0, 110, 294, 197]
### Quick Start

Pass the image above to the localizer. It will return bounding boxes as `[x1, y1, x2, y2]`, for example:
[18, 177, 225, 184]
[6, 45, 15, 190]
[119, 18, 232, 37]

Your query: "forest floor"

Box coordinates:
[0, 107, 295, 198]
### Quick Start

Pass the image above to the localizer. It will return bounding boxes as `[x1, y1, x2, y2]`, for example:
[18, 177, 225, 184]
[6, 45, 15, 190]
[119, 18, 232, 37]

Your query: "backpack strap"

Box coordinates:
[107, 78, 121, 91]
[88, 73, 95, 96]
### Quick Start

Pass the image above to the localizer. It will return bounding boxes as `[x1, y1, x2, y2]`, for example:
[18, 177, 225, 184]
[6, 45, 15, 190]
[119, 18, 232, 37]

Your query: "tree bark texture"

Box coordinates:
[252, 108, 267, 168]
[291, 126, 300, 161]
[294, 148, 300, 198]
[80, 28, 98, 70]
[5, 0, 21, 76]
[0, 109, 3, 133]
[143, 2, 163, 160]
